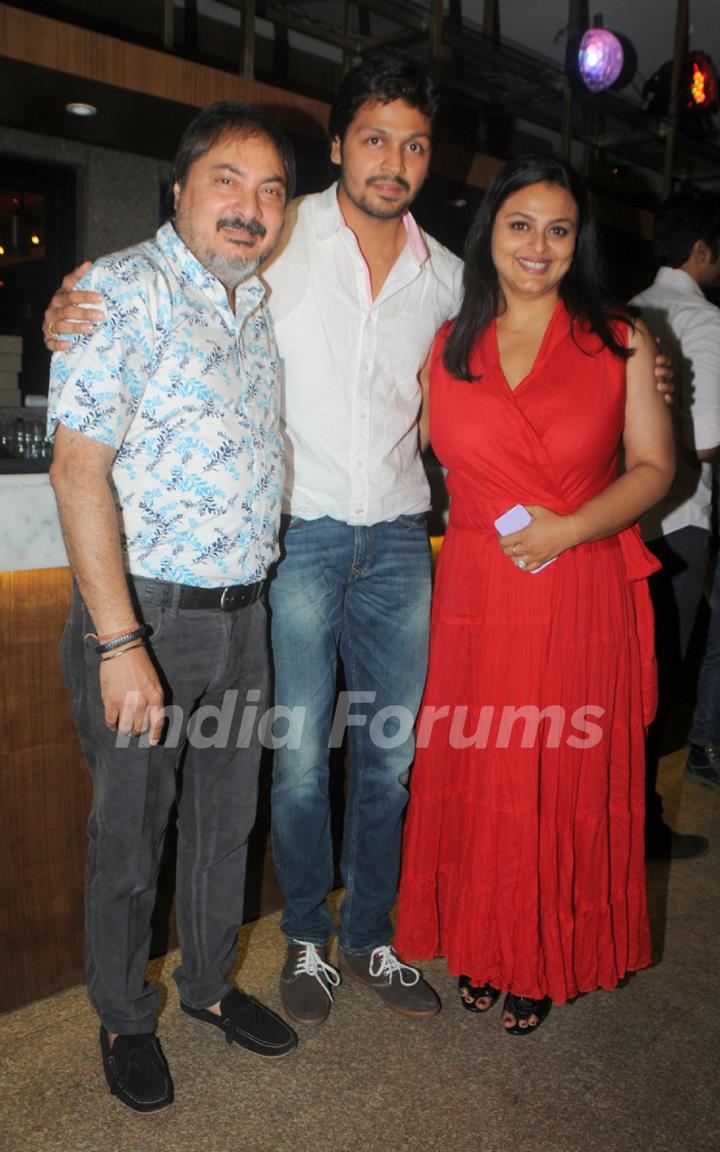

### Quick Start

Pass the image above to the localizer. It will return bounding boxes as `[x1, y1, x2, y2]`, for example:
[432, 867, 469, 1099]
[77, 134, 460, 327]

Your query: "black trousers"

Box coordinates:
[61, 583, 269, 1034]
[645, 526, 711, 830]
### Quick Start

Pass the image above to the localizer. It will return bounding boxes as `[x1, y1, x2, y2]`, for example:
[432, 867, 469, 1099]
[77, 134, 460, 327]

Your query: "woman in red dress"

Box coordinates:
[394, 155, 675, 1034]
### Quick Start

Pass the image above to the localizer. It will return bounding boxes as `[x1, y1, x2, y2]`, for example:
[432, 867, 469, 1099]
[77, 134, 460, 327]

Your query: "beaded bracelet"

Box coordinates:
[99, 639, 147, 663]
[94, 624, 150, 655]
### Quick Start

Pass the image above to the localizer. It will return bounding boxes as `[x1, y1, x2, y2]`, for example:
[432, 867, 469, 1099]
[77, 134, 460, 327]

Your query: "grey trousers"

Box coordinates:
[61, 583, 269, 1035]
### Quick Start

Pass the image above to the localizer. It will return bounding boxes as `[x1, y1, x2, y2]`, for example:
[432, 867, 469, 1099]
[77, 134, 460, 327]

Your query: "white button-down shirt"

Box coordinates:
[264, 184, 463, 525]
[632, 266, 720, 540]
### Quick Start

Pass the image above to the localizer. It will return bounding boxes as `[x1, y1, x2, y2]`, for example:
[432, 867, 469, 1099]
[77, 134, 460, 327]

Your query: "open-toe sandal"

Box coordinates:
[501, 992, 552, 1035]
[458, 974, 501, 1013]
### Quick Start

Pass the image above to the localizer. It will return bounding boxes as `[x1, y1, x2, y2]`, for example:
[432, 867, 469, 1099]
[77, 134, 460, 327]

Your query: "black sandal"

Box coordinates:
[458, 975, 500, 1013]
[501, 992, 552, 1035]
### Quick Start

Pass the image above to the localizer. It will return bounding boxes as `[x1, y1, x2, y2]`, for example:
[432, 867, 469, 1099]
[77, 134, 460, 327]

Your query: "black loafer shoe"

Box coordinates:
[100, 1027, 173, 1113]
[181, 988, 298, 1058]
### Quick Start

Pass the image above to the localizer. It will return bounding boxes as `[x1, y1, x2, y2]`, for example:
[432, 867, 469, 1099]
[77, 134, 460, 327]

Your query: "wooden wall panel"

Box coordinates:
[0, 568, 91, 1010]
[0, 4, 329, 137]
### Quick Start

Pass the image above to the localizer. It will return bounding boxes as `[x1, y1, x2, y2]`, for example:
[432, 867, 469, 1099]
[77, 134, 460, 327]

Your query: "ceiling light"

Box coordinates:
[578, 29, 624, 93]
[65, 102, 97, 117]
[643, 52, 720, 119]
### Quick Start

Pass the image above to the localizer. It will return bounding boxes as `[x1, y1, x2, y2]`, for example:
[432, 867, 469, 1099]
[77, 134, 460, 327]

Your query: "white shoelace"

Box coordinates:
[292, 942, 341, 1002]
[368, 946, 420, 987]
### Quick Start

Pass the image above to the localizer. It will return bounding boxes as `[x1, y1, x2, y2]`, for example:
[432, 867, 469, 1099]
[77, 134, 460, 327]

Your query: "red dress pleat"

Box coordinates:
[395, 304, 657, 1004]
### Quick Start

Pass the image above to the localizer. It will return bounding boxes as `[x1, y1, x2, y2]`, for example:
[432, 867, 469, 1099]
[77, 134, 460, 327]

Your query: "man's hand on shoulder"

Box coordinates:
[653, 349, 675, 405]
[43, 261, 105, 352]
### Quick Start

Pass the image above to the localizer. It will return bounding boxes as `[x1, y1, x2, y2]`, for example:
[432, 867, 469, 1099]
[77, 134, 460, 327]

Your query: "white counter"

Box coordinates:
[0, 473, 68, 572]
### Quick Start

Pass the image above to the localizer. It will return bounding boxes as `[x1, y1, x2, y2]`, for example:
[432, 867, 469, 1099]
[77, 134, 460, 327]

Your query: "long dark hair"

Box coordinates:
[444, 154, 632, 381]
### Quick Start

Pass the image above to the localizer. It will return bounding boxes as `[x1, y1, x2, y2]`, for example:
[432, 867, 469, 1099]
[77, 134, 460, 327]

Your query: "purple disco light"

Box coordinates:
[578, 28, 624, 92]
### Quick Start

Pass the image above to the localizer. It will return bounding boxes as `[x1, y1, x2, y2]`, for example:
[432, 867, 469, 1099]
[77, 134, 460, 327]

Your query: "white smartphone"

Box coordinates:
[493, 504, 556, 573]
[494, 504, 532, 535]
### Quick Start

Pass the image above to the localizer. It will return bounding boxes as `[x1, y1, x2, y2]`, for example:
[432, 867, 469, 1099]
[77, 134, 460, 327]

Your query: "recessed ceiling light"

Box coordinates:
[65, 102, 97, 117]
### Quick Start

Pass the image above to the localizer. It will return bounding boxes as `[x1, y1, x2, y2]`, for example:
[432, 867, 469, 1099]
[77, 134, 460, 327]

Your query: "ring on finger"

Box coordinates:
[517, 558, 527, 570]
[47, 320, 58, 338]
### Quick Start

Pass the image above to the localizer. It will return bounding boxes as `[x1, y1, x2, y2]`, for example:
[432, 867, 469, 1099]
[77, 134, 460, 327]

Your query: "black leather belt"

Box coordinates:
[129, 575, 265, 612]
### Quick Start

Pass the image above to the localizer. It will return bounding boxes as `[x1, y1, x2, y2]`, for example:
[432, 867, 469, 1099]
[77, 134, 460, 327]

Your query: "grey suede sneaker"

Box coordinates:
[280, 943, 340, 1026]
[337, 945, 440, 1018]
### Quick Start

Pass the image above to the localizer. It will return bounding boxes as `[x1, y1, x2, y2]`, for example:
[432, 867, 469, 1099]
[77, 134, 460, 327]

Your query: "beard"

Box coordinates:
[339, 173, 415, 220]
[175, 211, 276, 289]
[201, 249, 261, 287]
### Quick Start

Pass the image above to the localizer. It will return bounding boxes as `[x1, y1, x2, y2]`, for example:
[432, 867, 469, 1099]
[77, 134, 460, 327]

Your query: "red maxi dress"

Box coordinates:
[395, 303, 657, 1004]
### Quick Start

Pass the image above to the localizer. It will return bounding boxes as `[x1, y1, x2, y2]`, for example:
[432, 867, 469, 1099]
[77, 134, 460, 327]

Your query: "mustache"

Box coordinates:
[367, 175, 411, 192]
[217, 216, 267, 238]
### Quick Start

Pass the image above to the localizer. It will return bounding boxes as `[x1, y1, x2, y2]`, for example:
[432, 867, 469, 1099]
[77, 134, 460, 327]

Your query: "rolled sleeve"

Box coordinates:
[47, 264, 154, 448]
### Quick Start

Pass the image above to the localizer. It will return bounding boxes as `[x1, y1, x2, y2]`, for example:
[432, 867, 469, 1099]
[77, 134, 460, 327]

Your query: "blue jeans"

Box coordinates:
[268, 515, 431, 953]
[691, 550, 720, 745]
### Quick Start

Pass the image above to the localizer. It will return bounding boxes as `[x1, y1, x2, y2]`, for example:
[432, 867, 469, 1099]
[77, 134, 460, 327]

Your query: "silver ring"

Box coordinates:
[47, 320, 58, 338]
[517, 558, 527, 570]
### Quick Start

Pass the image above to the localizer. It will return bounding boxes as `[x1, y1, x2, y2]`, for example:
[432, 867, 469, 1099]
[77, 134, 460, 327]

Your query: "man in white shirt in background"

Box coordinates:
[632, 190, 720, 860]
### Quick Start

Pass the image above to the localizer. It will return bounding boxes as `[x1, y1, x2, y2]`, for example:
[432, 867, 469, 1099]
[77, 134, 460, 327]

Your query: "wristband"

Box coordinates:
[92, 622, 140, 644]
[95, 624, 150, 655]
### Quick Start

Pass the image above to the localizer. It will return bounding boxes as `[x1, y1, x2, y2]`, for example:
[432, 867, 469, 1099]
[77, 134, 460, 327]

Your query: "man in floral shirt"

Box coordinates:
[47, 102, 298, 1112]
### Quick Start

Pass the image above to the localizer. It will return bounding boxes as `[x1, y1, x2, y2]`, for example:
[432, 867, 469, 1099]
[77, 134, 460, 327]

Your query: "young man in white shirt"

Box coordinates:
[263, 56, 462, 1024]
[632, 191, 720, 859]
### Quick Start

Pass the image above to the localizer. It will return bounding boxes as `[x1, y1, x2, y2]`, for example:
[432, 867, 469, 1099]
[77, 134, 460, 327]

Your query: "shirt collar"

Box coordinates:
[654, 265, 707, 301]
[155, 220, 266, 317]
[314, 183, 429, 266]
